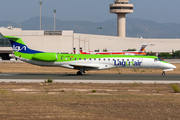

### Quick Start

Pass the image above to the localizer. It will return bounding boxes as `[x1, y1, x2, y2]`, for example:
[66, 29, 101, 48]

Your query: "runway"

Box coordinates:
[0, 73, 180, 83]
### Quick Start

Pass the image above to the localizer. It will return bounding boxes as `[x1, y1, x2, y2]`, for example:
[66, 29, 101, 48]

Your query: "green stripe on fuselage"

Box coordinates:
[160, 61, 169, 64]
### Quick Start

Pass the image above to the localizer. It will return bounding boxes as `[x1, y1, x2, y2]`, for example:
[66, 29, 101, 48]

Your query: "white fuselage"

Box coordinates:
[18, 57, 176, 72]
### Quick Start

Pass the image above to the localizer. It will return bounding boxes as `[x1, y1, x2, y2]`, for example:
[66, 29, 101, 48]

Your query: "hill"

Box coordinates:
[0, 16, 180, 38]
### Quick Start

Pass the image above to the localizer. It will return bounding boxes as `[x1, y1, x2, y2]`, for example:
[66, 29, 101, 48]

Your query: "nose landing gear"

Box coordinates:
[162, 71, 166, 76]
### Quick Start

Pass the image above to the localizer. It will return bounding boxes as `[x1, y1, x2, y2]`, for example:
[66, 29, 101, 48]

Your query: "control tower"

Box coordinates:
[110, 0, 133, 37]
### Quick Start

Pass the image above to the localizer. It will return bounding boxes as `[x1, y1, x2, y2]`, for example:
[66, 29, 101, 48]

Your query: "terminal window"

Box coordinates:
[0, 33, 11, 47]
[110, 7, 133, 10]
[44, 31, 62, 35]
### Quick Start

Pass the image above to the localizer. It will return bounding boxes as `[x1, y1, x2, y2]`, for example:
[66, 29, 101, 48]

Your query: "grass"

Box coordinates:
[132, 82, 139, 87]
[44, 79, 53, 83]
[44, 88, 49, 93]
[133, 69, 138, 72]
[141, 70, 145, 72]
[155, 87, 160, 93]
[61, 90, 65, 92]
[0, 89, 9, 94]
[92, 90, 97, 93]
[171, 84, 180, 93]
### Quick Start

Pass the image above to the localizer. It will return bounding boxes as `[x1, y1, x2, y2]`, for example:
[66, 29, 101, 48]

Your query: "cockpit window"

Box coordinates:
[158, 58, 163, 61]
[154, 58, 163, 62]
[154, 58, 158, 62]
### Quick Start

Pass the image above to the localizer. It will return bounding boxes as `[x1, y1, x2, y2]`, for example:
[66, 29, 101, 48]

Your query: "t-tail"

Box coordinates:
[4, 36, 44, 58]
[137, 44, 154, 52]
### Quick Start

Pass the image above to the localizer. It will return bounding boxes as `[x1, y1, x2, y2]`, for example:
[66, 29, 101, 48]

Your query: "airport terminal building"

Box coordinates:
[0, 27, 180, 60]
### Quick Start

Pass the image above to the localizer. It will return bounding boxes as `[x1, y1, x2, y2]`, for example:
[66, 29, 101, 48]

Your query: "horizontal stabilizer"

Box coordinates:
[4, 36, 19, 40]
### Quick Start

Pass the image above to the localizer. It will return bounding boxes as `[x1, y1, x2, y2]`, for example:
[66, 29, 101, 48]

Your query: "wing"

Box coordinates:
[70, 64, 100, 71]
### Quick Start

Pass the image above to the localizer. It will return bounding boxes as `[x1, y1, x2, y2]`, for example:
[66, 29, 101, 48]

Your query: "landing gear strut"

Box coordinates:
[162, 71, 166, 76]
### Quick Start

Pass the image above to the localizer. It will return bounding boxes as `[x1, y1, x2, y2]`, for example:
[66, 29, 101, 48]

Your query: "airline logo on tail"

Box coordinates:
[140, 47, 145, 52]
[138, 44, 154, 52]
[13, 45, 26, 52]
[7, 36, 43, 54]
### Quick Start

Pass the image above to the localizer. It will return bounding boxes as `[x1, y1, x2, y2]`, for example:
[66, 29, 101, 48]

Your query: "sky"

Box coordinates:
[1, 0, 180, 24]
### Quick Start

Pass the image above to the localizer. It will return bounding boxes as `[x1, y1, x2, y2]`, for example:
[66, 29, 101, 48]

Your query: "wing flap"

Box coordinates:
[70, 64, 99, 69]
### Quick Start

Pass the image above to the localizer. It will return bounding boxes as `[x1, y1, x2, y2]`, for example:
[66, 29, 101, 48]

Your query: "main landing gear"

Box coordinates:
[162, 71, 166, 76]
[77, 70, 85, 75]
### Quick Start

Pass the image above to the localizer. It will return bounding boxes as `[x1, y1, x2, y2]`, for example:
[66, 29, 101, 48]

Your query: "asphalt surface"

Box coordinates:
[0, 73, 179, 80]
[0, 73, 180, 83]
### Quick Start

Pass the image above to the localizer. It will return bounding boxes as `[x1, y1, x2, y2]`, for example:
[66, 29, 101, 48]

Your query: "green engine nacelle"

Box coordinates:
[32, 53, 57, 62]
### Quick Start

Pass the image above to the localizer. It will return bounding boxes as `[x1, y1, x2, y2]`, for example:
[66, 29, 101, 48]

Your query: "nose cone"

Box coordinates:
[170, 64, 177, 69]
[166, 63, 176, 69]
[160, 62, 177, 70]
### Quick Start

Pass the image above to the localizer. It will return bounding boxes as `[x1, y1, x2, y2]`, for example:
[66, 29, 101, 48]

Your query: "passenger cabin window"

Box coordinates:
[75, 58, 77, 60]
[61, 58, 63, 60]
[99, 58, 101, 61]
[79, 58, 81, 60]
[103, 58, 106, 61]
[84, 58, 86, 60]
[94, 58, 96, 61]
[70, 58, 72, 60]
[89, 58, 92, 60]
[108, 59, 110, 61]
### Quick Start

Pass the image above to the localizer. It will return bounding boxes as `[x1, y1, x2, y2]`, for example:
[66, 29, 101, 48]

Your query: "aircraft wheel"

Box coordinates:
[77, 71, 82, 75]
[162, 71, 166, 76]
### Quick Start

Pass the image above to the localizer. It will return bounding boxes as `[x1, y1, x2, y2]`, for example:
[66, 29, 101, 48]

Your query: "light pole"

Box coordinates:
[97, 27, 102, 35]
[39, 1, 42, 30]
[54, 10, 56, 31]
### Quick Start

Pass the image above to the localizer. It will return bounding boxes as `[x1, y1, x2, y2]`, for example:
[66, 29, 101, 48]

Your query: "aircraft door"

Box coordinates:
[153, 58, 159, 68]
